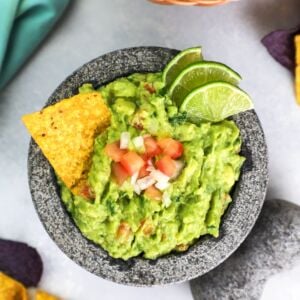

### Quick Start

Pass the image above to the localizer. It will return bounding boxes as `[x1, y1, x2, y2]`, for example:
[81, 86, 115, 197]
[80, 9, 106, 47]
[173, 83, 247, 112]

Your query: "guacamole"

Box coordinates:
[59, 73, 245, 260]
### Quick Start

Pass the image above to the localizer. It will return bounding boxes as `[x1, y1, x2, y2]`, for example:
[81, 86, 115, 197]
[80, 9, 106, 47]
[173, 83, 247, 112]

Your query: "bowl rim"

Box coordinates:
[28, 46, 269, 286]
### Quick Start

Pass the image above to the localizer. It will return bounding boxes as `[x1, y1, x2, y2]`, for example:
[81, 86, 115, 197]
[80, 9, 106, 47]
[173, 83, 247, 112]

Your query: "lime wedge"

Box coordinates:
[162, 47, 203, 88]
[180, 82, 253, 123]
[169, 61, 242, 106]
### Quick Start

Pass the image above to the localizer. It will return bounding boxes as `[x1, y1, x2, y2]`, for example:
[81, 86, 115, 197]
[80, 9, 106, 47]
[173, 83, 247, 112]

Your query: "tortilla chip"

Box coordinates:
[22, 92, 110, 196]
[0, 239, 43, 288]
[0, 272, 28, 300]
[35, 290, 60, 300]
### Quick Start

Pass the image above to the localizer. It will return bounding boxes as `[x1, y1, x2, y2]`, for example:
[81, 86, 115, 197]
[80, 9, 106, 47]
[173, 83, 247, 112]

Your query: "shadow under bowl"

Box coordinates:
[28, 46, 268, 286]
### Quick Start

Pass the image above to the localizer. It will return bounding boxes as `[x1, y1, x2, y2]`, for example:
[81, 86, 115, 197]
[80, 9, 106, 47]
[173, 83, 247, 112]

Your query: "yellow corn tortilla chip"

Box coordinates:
[0, 272, 28, 300]
[35, 290, 60, 300]
[22, 92, 110, 196]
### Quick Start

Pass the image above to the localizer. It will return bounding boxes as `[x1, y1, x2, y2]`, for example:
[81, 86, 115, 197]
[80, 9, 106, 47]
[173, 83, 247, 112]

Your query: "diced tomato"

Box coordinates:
[140, 218, 154, 236]
[116, 222, 132, 240]
[144, 186, 162, 201]
[80, 184, 95, 200]
[144, 83, 156, 94]
[120, 151, 145, 175]
[105, 141, 127, 162]
[111, 162, 130, 185]
[141, 153, 150, 162]
[144, 136, 161, 157]
[156, 155, 177, 177]
[157, 138, 183, 159]
[138, 165, 149, 178]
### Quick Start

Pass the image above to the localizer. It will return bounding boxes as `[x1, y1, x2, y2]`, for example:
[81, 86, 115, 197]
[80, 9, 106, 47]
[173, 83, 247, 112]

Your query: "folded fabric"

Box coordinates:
[0, 0, 70, 90]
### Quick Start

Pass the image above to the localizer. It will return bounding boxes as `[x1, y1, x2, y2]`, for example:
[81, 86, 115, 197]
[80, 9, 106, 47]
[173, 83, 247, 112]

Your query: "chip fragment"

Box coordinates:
[27, 289, 60, 300]
[22, 92, 111, 196]
[0, 272, 28, 300]
[35, 290, 60, 300]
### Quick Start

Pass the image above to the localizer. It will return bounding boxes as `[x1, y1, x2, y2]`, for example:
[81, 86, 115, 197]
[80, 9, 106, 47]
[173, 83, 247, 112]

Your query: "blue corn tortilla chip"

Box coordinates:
[262, 24, 300, 71]
[0, 239, 43, 287]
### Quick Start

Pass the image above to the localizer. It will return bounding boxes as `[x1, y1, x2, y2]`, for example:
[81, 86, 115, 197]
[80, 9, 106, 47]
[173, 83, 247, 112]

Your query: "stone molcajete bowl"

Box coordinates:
[28, 47, 268, 286]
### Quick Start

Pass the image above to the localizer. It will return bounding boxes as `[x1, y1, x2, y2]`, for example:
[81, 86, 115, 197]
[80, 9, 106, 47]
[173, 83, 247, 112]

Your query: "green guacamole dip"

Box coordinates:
[59, 73, 245, 260]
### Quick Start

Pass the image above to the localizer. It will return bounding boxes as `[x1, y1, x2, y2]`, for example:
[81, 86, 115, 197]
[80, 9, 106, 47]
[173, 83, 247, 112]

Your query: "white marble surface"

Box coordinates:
[0, 0, 299, 299]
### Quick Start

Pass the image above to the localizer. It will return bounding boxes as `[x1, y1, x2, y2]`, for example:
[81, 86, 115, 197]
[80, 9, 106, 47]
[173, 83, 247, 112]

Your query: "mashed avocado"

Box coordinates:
[59, 73, 245, 260]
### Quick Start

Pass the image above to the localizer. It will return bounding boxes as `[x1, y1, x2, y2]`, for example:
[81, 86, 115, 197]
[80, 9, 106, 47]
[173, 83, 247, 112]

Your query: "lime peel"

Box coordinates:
[180, 82, 254, 123]
[168, 61, 242, 106]
[162, 47, 203, 88]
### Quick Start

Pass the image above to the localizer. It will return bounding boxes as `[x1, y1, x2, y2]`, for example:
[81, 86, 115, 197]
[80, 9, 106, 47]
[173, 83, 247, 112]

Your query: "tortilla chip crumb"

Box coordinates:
[295, 35, 300, 104]
[296, 35, 300, 66]
[0, 272, 28, 300]
[22, 92, 110, 196]
[35, 290, 60, 300]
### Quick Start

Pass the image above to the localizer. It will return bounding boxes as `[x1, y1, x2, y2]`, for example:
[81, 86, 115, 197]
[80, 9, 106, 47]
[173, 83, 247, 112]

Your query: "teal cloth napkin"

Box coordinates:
[0, 0, 69, 90]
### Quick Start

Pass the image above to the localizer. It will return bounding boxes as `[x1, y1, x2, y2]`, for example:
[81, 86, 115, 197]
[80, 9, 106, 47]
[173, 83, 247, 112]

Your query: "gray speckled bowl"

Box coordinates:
[28, 47, 268, 286]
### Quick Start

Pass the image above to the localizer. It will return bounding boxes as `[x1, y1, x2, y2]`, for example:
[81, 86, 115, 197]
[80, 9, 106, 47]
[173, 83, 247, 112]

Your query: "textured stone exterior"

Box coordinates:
[27, 47, 268, 286]
[191, 199, 300, 299]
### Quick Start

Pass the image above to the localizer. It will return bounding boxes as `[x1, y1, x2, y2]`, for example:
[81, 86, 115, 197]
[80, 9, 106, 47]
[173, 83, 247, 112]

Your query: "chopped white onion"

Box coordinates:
[136, 176, 156, 191]
[120, 132, 130, 149]
[147, 158, 153, 166]
[162, 191, 171, 208]
[150, 170, 170, 183]
[133, 184, 141, 195]
[146, 165, 155, 172]
[130, 171, 139, 185]
[155, 181, 170, 191]
[132, 136, 144, 149]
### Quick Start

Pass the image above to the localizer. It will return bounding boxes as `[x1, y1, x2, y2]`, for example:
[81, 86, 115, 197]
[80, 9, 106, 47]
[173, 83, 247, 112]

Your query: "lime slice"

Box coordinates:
[180, 82, 253, 123]
[169, 61, 242, 106]
[162, 47, 203, 88]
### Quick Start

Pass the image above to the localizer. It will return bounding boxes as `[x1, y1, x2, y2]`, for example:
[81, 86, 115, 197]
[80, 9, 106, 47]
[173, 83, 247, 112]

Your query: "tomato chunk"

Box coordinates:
[156, 155, 177, 177]
[141, 153, 150, 162]
[112, 162, 129, 185]
[120, 151, 145, 175]
[140, 218, 154, 236]
[144, 186, 162, 201]
[105, 141, 127, 162]
[116, 222, 132, 240]
[144, 83, 156, 94]
[79, 184, 95, 200]
[138, 165, 149, 178]
[144, 136, 161, 157]
[157, 138, 183, 159]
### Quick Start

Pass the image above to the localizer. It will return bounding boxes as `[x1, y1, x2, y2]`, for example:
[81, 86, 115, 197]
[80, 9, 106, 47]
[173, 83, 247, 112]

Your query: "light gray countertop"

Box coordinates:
[0, 0, 300, 299]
